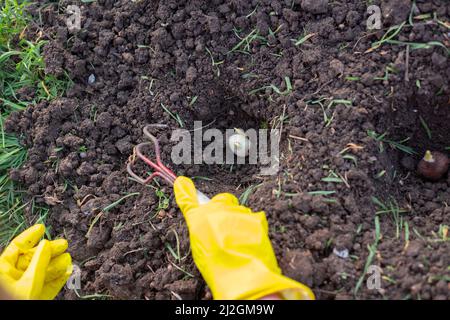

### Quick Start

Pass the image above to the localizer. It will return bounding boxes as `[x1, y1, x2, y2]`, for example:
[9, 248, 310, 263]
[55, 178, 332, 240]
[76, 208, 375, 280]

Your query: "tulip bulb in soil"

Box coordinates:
[228, 129, 251, 157]
[417, 150, 449, 181]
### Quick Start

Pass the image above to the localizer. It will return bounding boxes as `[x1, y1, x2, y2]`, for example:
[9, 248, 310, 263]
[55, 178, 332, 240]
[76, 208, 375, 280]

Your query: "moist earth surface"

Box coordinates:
[4, 0, 449, 299]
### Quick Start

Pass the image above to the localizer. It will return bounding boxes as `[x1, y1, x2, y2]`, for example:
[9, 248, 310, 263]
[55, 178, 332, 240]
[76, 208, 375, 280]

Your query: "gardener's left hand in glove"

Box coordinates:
[0, 224, 72, 300]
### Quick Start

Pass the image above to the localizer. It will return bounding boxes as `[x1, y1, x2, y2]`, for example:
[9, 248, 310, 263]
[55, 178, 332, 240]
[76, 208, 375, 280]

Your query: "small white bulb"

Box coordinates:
[228, 132, 251, 157]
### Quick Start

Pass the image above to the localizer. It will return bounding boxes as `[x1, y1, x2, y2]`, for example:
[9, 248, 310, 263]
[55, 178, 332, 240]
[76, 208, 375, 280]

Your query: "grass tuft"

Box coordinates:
[372, 196, 408, 239]
[367, 130, 417, 155]
[249, 76, 292, 96]
[239, 183, 262, 206]
[0, 0, 71, 246]
[228, 28, 267, 55]
[368, 20, 449, 55]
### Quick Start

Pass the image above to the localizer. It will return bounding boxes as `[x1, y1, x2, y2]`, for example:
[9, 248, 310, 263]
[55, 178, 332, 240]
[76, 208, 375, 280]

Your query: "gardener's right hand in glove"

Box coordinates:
[174, 176, 315, 300]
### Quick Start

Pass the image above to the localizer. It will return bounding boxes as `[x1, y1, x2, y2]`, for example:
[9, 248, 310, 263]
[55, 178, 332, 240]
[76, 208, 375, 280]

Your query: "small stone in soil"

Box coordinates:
[333, 247, 349, 259]
[88, 74, 96, 84]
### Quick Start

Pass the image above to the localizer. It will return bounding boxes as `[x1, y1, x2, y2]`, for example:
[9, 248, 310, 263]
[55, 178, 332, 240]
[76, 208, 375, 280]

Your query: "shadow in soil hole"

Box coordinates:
[134, 83, 274, 198]
[377, 93, 449, 188]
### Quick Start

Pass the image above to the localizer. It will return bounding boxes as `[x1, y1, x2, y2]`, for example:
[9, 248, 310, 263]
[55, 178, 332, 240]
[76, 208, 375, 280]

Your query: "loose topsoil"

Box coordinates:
[4, 0, 449, 299]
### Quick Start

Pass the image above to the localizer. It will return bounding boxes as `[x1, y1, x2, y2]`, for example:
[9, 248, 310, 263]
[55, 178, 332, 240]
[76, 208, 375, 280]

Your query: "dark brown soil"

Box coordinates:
[5, 0, 449, 299]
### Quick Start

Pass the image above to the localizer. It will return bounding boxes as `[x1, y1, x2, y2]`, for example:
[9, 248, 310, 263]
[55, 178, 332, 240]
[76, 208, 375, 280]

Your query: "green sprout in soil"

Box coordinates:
[165, 228, 194, 279]
[74, 291, 112, 300]
[308, 190, 336, 196]
[269, 51, 283, 58]
[273, 189, 337, 204]
[160, 103, 184, 127]
[239, 183, 262, 206]
[354, 215, 381, 296]
[413, 224, 449, 244]
[371, 196, 408, 239]
[415, 79, 421, 89]
[418, 116, 432, 139]
[369, 22, 407, 52]
[307, 98, 352, 127]
[89, 105, 98, 122]
[191, 176, 213, 181]
[86, 192, 140, 238]
[338, 143, 362, 166]
[373, 64, 398, 81]
[132, 179, 171, 219]
[338, 42, 350, 51]
[137, 44, 156, 55]
[431, 224, 449, 243]
[369, 20, 449, 55]
[341, 153, 358, 166]
[141, 76, 157, 95]
[79, 145, 88, 153]
[375, 170, 386, 179]
[403, 220, 410, 250]
[367, 130, 417, 155]
[245, 5, 258, 19]
[290, 32, 316, 46]
[188, 95, 197, 107]
[408, 0, 419, 26]
[249, 76, 292, 96]
[273, 224, 286, 234]
[432, 13, 450, 30]
[436, 86, 445, 96]
[345, 76, 360, 81]
[387, 39, 448, 53]
[308, 98, 328, 126]
[322, 170, 350, 187]
[228, 28, 267, 55]
[428, 274, 450, 283]
[113, 221, 124, 231]
[308, 190, 338, 204]
[321, 172, 344, 183]
[102, 192, 140, 212]
[205, 47, 223, 77]
[154, 188, 170, 213]
[241, 73, 259, 80]
[268, 24, 283, 38]
[45, 154, 60, 174]
[165, 229, 182, 264]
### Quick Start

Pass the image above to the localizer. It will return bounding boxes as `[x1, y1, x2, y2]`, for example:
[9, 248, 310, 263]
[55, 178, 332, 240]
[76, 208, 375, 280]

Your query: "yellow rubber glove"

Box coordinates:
[174, 176, 315, 300]
[0, 224, 73, 300]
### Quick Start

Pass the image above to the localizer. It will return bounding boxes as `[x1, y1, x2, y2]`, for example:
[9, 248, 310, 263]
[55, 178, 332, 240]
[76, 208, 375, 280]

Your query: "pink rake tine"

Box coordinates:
[127, 125, 177, 186]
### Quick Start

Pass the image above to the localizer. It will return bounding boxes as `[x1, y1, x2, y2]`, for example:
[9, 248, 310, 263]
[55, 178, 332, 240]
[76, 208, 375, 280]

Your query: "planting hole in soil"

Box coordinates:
[128, 86, 269, 197]
[396, 94, 450, 158]
[1, 0, 449, 300]
[372, 91, 450, 183]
